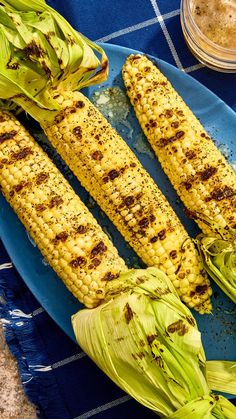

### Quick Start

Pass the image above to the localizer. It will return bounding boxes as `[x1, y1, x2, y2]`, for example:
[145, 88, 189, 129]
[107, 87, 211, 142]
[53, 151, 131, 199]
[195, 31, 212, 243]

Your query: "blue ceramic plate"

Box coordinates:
[0, 44, 235, 396]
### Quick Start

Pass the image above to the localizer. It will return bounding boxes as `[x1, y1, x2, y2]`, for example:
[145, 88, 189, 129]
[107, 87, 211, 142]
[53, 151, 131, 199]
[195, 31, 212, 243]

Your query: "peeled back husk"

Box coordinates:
[195, 234, 236, 303]
[0, 0, 108, 112]
[72, 267, 236, 418]
[187, 211, 236, 303]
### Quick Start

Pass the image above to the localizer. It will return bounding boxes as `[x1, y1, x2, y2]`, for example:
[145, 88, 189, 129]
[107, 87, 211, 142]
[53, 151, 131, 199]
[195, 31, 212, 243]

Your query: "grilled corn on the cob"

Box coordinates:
[40, 92, 212, 313]
[122, 54, 236, 235]
[0, 1, 212, 312]
[123, 54, 236, 302]
[0, 110, 127, 308]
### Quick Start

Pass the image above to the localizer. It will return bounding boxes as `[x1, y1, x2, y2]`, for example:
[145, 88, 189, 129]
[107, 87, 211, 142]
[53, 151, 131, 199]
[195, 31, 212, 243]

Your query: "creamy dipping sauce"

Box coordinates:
[191, 0, 236, 49]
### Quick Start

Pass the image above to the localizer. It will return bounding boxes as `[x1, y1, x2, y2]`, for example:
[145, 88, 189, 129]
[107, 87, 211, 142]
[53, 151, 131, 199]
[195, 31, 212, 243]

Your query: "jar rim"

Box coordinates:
[182, 0, 236, 56]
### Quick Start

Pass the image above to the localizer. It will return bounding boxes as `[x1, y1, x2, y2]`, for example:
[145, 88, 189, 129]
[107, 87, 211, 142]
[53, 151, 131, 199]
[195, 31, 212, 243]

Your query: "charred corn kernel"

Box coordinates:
[0, 110, 127, 308]
[41, 91, 212, 313]
[123, 54, 236, 235]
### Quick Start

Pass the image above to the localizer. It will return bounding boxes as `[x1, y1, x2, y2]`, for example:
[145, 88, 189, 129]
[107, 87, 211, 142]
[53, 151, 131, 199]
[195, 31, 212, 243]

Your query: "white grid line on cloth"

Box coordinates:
[96, 9, 180, 42]
[52, 352, 87, 369]
[21, 351, 87, 373]
[32, 306, 44, 316]
[184, 62, 205, 73]
[74, 395, 131, 419]
[149, 0, 184, 70]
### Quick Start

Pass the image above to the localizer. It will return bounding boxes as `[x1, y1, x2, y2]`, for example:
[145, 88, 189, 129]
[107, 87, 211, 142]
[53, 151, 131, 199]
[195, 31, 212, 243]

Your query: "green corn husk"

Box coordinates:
[187, 210, 236, 304]
[206, 361, 236, 395]
[195, 234, 236, 303]
[0, 0, 108, 116]
[72, 267, 236, 418]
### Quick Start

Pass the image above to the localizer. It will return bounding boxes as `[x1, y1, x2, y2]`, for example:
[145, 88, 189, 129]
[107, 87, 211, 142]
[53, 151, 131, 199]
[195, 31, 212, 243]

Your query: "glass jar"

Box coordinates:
[180, 0, 236, 72]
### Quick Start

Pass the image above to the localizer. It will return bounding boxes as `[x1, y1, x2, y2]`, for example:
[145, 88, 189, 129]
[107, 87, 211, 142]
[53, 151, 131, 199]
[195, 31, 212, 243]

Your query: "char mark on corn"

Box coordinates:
[122, 54, 236, 236]
[41, 90, 212, 313]
[0, 110, 127, 308]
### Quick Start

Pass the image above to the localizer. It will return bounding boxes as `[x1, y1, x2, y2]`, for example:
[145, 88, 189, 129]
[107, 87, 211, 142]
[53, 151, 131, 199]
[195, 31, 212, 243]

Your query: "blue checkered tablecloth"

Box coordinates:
[1, 1, 236, 418]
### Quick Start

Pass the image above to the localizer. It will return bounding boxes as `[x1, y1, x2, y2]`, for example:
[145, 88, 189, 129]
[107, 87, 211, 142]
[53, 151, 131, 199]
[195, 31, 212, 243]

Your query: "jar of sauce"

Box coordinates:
[181, 0, 236, 72]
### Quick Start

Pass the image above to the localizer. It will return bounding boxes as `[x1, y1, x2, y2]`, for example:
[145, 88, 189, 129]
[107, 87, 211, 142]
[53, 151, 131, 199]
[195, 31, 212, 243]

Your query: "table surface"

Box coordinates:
[0, 324, 37, 418]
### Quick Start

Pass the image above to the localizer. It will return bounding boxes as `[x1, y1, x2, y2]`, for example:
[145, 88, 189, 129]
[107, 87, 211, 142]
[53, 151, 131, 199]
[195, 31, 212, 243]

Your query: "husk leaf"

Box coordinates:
[0, 0, 108, 113]
[72, 267, 236, 418]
